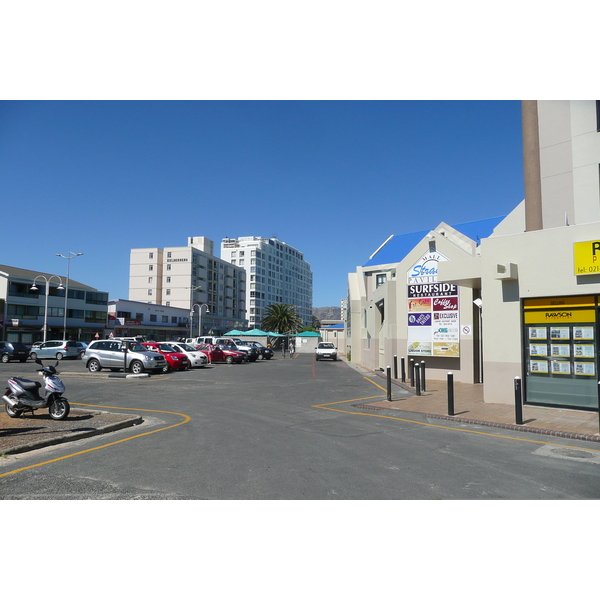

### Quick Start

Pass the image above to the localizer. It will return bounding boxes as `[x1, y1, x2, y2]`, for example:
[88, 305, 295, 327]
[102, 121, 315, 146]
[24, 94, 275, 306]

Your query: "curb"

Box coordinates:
[354, 402, 600, 443]
[1, 414, 143, 456]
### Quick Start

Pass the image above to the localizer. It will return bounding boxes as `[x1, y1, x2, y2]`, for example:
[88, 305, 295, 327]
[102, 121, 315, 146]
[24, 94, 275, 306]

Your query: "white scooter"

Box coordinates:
[2, 359, 70, 420]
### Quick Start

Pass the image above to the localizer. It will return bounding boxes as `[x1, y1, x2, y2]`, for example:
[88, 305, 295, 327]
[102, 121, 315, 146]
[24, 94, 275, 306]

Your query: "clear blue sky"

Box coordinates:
[0, 100, 523, 307]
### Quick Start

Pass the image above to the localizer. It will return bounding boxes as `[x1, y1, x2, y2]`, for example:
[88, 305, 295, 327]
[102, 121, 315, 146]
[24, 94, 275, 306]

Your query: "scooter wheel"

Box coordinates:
[49, 398, 70, 420]
[5, 400, 23, 418]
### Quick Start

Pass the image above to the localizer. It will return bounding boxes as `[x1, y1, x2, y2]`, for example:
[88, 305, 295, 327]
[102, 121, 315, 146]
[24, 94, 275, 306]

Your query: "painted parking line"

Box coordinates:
[312, 377, 600, 454]
[0, 403, 191, 480]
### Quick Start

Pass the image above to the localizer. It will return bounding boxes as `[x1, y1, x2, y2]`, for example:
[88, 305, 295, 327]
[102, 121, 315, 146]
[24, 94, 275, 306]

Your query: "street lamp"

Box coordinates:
[192, 303, 210, 338]
[30, 275, 64, 343]
[56, 251, 83, 340]
[186, 285, 203, 338]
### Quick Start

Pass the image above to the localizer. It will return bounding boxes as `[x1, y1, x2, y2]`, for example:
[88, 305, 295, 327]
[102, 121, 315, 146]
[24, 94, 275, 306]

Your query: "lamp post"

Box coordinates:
[56, 251, 83, 340]
[30, 275, 64, 343]
[186, 285, 203, 338]
[192, 303, 210, 338]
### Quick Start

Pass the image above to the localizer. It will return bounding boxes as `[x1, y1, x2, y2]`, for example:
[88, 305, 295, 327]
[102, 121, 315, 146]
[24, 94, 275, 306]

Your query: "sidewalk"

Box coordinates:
[362, 370, 600, 443]
[0, 409, 142, 455]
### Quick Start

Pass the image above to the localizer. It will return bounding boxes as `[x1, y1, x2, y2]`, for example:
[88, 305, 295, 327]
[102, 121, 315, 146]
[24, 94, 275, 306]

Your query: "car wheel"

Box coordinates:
[55, 352, 64, 360]
[1, 354, 9, 363]
[161, 363, 171, 373]
[30, 352, 37, 361]
[225, 355, 233, 364]
[130, 360, 144, 375]
[88, 359, 102, 372]
[79, 351, 85, 359]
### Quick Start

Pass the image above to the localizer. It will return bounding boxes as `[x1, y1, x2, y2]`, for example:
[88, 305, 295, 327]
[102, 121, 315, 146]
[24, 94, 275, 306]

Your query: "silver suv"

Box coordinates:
[83, 340, 167, 374]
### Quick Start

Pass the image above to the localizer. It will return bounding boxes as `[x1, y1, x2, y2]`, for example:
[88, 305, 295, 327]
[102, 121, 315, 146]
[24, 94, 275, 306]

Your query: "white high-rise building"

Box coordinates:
[221, 237, 313, 329]
[129, 237, 247, 335]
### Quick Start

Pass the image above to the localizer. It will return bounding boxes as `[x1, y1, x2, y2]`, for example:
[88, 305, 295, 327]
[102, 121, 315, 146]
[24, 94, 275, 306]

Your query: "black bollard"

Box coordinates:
[420, 361, 426, 392]
[415, 363, 421, 396]
[410, 359, 415, 387]
[447, 372, 454, 416]
[514, 376, 523, 425]
[386, 366, 392, 401]
[393, 355, 398, 380]
[401, 357, 406, 383]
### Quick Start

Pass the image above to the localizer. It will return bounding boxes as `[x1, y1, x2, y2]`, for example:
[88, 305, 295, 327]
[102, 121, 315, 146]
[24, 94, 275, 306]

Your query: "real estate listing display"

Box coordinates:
[523, 296, 599, 410]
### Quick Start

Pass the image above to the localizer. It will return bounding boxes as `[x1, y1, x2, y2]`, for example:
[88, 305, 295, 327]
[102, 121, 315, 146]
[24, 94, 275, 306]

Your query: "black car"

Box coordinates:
[0, 341, 30, 363]
[245, 341, 274, 360]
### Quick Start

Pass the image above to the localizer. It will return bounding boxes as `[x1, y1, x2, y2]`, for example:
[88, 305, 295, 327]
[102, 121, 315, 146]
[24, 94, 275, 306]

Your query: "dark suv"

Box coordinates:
[0, 342, 29, 363]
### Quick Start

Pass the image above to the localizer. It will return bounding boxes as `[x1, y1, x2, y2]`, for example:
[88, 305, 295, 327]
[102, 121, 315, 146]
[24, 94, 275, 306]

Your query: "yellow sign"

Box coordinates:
[523, 296, 595, 309]
[524, 309, 596, 324]
[574, 240, 600, 275]
[433, 342, 460, 357]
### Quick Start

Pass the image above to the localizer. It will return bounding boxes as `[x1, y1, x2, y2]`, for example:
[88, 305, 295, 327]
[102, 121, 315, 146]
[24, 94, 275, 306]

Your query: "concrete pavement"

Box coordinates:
[363, 368, 600, 443]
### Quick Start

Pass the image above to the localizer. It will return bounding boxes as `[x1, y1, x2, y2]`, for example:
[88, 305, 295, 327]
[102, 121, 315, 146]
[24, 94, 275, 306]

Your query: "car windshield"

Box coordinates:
[177, 344, 196, 352]
[156, 344, 175, 352]
[319, 343, 335, 349]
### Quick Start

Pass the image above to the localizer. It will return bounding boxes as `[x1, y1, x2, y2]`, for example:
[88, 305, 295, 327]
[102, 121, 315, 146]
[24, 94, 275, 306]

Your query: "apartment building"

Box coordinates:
[129, 237, 247, 336]
[220, 236, 313, 329]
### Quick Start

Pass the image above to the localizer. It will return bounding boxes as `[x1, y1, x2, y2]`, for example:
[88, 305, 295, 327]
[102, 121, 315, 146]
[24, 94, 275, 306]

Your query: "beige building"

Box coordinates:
[129, 237, 247, 336]
[348, 100, 600, 411]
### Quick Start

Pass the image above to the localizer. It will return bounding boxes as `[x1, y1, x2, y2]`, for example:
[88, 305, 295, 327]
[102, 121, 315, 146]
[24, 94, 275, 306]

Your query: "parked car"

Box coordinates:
[141, 342, 190, 372]
[0, 341, 30, 363]
[84, 340, 167, 374]
[197, 344, 244, 364]
[315, 342, 337, 361]
[29, 340, 81, 361]
[166, 342, 209, 368]
[244, 341, 274, 360]
[73, 341, 88, 358]
[222, 340, 259, 362]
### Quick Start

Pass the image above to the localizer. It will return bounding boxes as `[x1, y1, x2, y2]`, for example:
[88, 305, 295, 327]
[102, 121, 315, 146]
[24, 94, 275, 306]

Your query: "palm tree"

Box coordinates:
[261, 303, 302, 334]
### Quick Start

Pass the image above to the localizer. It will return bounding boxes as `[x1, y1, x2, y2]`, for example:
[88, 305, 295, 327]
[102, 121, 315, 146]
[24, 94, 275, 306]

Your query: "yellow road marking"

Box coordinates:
[0, 403, 191, 479]
[313, 378, 600, 453]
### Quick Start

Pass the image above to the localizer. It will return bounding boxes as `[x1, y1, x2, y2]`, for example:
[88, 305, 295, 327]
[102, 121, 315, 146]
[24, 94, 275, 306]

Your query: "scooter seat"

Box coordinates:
[12, 377, 41, 392]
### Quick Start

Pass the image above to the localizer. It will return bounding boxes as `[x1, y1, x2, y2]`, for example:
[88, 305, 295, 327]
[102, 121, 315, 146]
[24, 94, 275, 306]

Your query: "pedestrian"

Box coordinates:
[289, 341, 294, 356]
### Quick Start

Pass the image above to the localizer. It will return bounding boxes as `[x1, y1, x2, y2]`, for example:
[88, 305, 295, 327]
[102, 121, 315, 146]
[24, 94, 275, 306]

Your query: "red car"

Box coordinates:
[141, 342, 190, 372]
[197, 344, 244, 364]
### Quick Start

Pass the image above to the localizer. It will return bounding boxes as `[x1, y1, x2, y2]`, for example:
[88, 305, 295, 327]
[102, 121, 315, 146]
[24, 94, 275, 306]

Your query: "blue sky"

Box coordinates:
[0, 100, 524, 307]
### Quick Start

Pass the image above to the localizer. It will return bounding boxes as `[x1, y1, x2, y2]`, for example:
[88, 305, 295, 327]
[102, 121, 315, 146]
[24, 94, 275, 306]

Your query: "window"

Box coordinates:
[148, 277, 153, 283]
[166, 277, 171, 283]
[171, 316, 178, 324]
[149, 252, 154, 259]
[86, 292, 108, 305]
[162, 316, 168, 323]
[148, 290, 153, 296]
[376, 273, 387, 288]
[150, 314, 157, 322]
[149, 265, 154, 271]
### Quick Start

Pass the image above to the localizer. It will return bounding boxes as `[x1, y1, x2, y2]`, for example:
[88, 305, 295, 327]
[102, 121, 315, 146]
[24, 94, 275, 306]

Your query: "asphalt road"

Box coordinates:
[1, 353, 600, 500]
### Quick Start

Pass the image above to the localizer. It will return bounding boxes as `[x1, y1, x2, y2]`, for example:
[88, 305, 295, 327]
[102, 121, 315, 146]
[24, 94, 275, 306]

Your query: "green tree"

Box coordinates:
[261, 303, 302, 334]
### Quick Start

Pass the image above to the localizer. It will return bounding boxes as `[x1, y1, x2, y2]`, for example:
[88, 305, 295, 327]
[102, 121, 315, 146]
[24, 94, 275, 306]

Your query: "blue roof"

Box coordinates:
[363, 216, 504, 267]
[323, 323, 344, 329]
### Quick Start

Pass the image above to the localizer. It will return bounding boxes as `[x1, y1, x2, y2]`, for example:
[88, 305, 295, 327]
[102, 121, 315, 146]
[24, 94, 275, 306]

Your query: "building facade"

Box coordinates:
[107, 299, 191, 341]
[0, 264, 108, 343]
[348, 100, 600, 413]
[220, 236, 313, 329]
[129, 237, 248, 336]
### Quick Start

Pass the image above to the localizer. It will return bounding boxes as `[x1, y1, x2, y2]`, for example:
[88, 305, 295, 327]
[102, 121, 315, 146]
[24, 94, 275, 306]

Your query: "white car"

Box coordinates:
[315, 342, 337, 361]
[167, 342, 209, 368]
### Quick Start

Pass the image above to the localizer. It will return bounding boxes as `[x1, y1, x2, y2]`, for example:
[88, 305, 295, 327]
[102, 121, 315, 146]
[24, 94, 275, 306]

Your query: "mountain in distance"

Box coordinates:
[312, 306, 341, 321]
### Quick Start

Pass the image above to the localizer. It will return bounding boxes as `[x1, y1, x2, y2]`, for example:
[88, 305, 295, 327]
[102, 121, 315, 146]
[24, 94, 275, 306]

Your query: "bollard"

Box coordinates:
[420, 361, 426, 392]
[393, 355, 398, 380]
[447, 372, 454, 416]
[386, 366, 392, 401]
[401, 357, 406, 383]
[410, 359, 415, 387]
[415, 364, 421, 396]
[514, 376, 523, 425]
